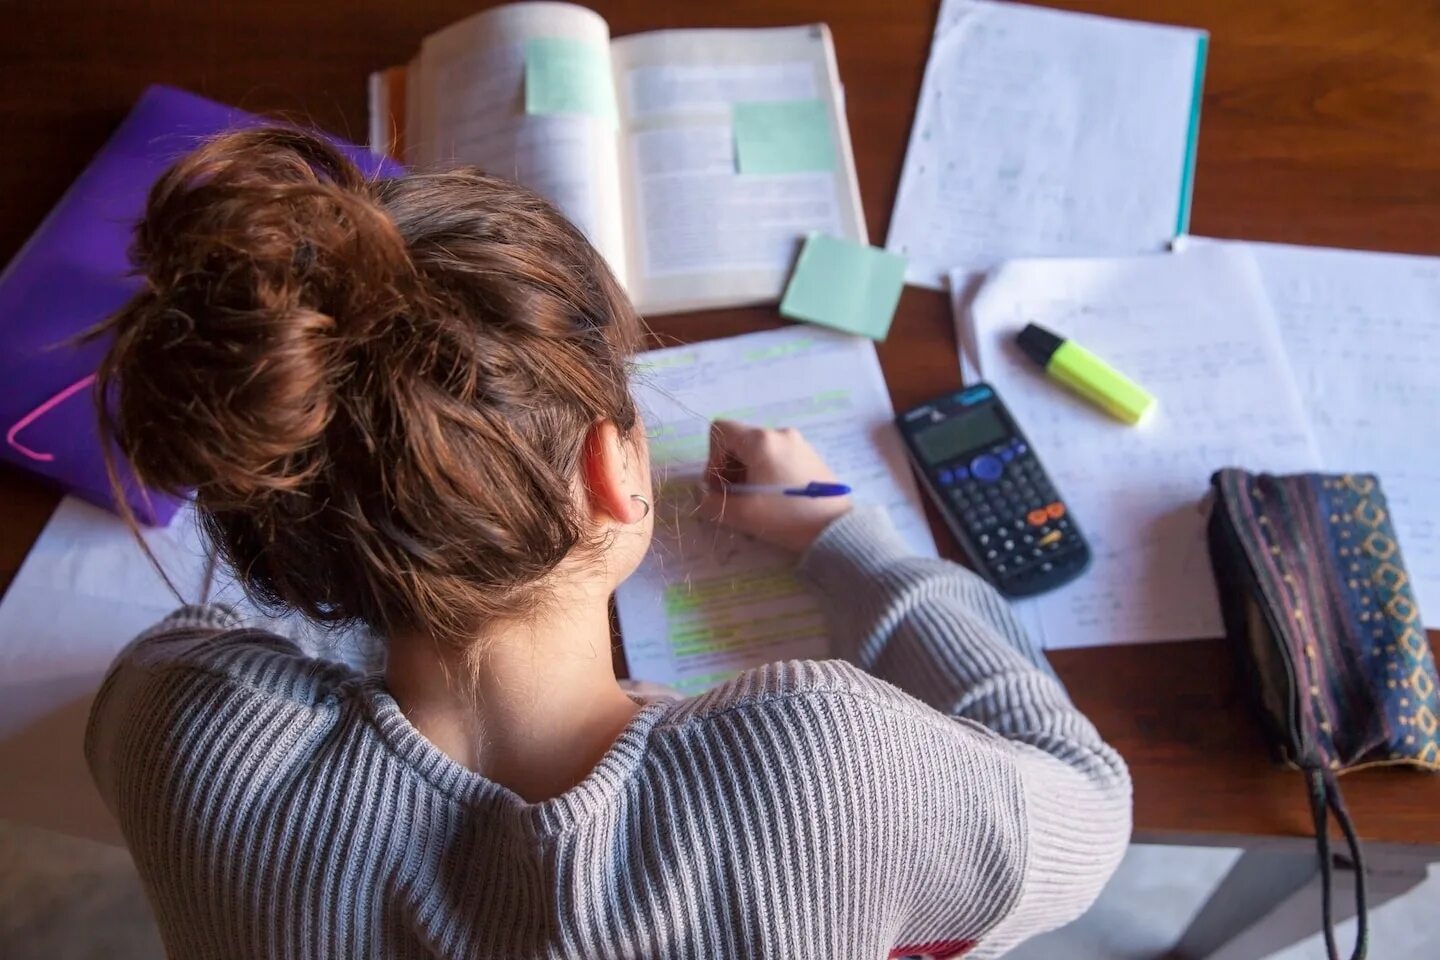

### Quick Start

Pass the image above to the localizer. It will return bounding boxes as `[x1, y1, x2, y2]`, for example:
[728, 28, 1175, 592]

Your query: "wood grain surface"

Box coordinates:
[2, 0, 1437, 844]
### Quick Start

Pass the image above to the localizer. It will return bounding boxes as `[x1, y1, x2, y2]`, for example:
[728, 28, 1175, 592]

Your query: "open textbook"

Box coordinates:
[369, 2, 865, 315]
[616, 328, 937, 691]
[888, 0, 1206, 288]
[959, 246, 1323, 650]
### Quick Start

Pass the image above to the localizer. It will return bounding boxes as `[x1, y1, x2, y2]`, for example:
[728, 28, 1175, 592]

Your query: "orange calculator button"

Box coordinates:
[1045, 501, 1066, 520]
[1026, 509, 1048, 527]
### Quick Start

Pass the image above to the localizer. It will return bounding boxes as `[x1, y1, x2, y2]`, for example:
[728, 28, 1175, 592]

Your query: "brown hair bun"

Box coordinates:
[96, 126, 642, 648]
[112, 128, 412, 497]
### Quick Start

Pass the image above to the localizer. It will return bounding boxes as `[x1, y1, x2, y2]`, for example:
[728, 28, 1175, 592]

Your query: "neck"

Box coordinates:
[385, 582, 639, 803]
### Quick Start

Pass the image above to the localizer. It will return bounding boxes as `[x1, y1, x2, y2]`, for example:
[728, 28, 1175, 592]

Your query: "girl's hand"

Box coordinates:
[696, 420, 852, 554]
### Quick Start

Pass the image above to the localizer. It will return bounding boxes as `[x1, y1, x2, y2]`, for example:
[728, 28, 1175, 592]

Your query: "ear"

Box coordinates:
[580, 420, 647, 525]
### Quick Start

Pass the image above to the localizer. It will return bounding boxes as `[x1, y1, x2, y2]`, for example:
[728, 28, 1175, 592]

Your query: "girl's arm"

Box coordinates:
[798, 507, 1131, 955]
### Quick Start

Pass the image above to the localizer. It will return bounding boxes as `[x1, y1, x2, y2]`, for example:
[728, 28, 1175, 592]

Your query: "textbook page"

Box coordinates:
[406, 2, 628, 280]
[616, 328, 935, 692]
[889, 0, 1206, 288]
[611, 26, 865, 315]
[963, 246, 1322, 649]
[1181, 238, 1440, 623]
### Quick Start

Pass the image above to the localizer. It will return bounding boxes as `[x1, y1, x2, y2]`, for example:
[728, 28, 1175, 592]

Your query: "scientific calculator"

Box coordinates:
[896, 384, 1090, 597]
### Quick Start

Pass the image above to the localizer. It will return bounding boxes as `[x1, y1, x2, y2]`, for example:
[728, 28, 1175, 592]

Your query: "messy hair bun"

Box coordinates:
[96, 127, 641, 646]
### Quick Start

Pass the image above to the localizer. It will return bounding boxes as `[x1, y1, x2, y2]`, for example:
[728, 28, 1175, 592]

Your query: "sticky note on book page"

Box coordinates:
[732, 99, 836, 174]
[780, 234, 907, 340]
[525, 37, 617, 125]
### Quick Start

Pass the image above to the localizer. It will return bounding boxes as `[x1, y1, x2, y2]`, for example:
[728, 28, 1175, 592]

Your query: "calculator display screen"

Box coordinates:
[913, 408, 1008, 465]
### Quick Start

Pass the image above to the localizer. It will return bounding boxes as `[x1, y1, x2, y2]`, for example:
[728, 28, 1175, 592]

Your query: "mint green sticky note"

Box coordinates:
[779, 234, 908, 341]
[732, 100, 836, 175]
[524, 37, 617, 126]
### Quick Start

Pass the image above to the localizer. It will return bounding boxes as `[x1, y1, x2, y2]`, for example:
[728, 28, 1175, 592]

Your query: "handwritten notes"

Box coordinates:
[617, 328, 936, 691]
[1181, 238, 1440, 621]
[963, 246, 1322, 649]
[888, 0, 1206, 287]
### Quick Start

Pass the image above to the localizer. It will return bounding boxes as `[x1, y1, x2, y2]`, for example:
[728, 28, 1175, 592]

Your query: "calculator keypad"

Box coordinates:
[934, 438, 1088, 593]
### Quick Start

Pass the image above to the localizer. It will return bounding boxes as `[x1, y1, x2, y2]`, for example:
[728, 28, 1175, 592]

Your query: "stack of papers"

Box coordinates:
[1181, 238, 1440, 618]
[958, 241, 1440, 647]
[902, 1, 1438, 646]
[960, 245, 1323, 649]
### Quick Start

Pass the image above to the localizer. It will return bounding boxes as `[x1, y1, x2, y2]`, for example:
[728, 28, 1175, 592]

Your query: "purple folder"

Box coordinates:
[0, 85, 400, 525]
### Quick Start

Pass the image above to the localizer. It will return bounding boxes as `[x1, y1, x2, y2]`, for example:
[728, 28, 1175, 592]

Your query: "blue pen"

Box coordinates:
[724, 481, 852, 498]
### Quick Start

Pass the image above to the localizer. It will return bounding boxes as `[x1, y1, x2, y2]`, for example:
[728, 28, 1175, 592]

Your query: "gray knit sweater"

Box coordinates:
[85, 508, 1131, 960]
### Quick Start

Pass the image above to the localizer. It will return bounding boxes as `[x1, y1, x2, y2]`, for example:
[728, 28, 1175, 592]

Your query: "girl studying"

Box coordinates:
[85, 127, 1130, 959]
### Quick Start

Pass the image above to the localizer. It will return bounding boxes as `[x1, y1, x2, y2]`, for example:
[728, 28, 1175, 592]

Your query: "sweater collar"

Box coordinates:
[355, 674, 673, 836]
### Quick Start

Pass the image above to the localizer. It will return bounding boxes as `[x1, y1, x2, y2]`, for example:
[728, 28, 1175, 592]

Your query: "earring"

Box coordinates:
[630, 493, 651, 522]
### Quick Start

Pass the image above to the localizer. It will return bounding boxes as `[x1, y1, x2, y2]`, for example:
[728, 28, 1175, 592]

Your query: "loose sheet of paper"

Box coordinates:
[1180, 238, 1440, 622]
[617, 328, 936, 691]
[888, 0, 1205, 288]
[0, 499, 373, 738]
[963, 246, 1322, 649]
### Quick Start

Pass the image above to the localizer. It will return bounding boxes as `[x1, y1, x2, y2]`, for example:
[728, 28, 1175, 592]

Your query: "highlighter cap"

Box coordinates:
[1016, 323, 1064, 368]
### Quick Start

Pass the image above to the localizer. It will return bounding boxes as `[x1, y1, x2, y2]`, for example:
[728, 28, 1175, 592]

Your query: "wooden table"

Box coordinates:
[3, 1, 1438, 955]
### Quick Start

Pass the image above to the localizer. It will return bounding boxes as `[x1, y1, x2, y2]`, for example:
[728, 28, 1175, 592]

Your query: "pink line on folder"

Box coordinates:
[6, 374, 97, 462]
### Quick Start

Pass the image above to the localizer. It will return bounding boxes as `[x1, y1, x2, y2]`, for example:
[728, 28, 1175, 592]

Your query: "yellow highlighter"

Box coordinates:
[1015, 323, 1155, 425]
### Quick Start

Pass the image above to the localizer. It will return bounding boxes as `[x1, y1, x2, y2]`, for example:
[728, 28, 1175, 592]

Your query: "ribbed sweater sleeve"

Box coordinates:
[796, 507, 1133, 957]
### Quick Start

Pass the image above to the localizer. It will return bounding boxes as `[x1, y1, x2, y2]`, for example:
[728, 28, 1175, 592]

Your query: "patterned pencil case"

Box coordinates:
[1207, 469, 1440, 960]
